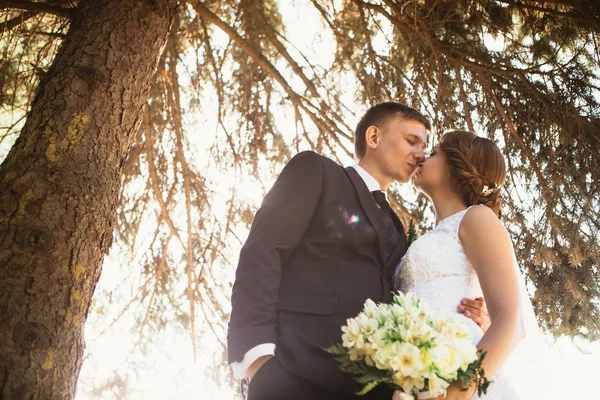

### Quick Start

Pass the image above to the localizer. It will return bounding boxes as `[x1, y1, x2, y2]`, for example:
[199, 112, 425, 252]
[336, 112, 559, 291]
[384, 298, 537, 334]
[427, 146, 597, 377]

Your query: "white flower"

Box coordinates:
[427, 374, 450, 397]
[355, 333, 367, 350]
[347, 347, 363, 361]
[374, 342, 401, 370]
[481, 184, 500, 196]
[363, 298, 378, 318]
[389, 342, 424, 378]
[367, 327, 388, 350]
[356, 313, 379, 336]
[397, 322, 416, 344]
[450, 339, 478, 369]
[383, 317, 400, 338]
[418, 347, 434, 371]
[391, 303, 406, 319]
[342, 318, 361, 348]
[395, 291, 416, 309]
[409, 318, 434, 345]
[391, 371, 405, 388]
[429, 344, 455, 378]
[364, 352, 376, 367]
[408, 305, 429, 322]
[430, 313, 447, 332]
[394, 373, 426, 394]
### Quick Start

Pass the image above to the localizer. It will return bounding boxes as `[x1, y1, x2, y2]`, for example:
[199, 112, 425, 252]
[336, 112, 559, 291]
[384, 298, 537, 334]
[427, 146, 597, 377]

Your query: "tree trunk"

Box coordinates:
[0, 0, 178, 398]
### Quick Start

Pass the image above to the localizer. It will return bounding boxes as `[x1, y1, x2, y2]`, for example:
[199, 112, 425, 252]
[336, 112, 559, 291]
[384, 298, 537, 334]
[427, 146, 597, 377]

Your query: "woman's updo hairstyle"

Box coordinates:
[439, 130, 506, 217]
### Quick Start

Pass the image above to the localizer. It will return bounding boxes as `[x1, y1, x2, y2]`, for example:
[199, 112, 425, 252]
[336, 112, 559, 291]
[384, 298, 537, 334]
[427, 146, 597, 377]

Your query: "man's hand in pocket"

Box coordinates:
[248, 355, 274, 382]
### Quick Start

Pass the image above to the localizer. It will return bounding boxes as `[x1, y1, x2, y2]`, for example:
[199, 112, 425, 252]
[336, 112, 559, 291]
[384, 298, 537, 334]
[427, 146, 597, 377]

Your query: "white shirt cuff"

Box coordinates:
[230, 343, 276, 379]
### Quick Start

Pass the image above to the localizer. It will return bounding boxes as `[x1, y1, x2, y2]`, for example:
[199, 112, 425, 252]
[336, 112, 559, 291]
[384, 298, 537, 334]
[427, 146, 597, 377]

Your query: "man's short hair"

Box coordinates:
[354, 102, 431, 159]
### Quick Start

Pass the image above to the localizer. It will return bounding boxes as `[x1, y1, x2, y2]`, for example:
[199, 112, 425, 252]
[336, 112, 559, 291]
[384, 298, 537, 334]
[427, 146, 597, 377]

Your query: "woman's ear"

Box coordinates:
[365, 125, 380, 150]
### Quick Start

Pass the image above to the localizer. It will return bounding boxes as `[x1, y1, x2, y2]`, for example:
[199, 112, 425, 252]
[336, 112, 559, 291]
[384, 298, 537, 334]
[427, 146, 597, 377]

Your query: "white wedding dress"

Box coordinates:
[394, 208, 541, 399]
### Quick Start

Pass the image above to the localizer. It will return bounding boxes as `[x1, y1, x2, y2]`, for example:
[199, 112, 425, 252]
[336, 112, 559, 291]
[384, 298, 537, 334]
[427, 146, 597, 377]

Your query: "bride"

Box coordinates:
[393, 130, 543, 400]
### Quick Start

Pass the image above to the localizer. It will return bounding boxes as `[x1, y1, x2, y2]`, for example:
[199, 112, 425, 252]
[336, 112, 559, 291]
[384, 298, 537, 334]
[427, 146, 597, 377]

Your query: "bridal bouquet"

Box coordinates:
[324, 292, 490, 399]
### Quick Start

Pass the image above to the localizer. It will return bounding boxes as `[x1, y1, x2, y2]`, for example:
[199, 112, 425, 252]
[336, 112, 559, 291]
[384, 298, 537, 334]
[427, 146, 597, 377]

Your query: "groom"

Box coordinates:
[227, 102, 489, 400]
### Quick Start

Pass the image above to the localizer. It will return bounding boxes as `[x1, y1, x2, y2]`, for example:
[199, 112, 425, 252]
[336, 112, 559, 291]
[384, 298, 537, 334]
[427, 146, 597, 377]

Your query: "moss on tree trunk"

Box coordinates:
[0, 0, 178, 398]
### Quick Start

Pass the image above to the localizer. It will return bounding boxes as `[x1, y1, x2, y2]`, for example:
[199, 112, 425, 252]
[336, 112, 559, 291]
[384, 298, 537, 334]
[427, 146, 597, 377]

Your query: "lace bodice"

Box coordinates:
[394, 208, 483, 341]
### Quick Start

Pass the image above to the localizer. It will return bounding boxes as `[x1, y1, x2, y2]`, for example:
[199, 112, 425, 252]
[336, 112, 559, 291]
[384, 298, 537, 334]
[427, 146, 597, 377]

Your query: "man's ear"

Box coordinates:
[365, 125, 380, 150]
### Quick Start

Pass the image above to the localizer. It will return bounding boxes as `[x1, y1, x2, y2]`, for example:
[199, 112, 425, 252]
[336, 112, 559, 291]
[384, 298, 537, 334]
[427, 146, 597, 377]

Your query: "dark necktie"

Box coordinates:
[372, 190, 401, 263]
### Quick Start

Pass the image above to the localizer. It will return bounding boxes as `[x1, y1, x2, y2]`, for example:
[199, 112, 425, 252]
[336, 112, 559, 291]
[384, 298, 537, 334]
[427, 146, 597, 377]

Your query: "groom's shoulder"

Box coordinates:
[289, 151, 342, 170]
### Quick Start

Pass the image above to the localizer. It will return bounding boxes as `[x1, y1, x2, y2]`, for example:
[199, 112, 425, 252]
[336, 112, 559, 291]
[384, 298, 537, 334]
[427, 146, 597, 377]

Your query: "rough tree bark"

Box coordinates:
[0, 0, 178, 398]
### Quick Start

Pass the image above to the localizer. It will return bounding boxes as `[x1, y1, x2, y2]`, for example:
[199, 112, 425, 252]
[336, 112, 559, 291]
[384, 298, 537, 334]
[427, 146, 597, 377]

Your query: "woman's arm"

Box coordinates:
[437, 205, 524, 400]
[459, 205, 524, 378]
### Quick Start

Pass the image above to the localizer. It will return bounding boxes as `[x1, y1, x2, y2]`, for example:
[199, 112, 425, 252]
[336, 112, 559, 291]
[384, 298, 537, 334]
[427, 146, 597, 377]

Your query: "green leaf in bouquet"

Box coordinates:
[407, 219, 419, 245]
[339, 361, 368, 375]
[456, 350, 491, 396]
[354, 367, 389, 385]
[323, 342, 347, 356]
[356, 379, 386, 395]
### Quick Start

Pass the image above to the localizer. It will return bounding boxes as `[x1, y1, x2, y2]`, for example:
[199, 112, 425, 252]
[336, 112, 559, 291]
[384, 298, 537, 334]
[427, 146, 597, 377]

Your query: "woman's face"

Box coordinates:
[412, 144, 451, 196]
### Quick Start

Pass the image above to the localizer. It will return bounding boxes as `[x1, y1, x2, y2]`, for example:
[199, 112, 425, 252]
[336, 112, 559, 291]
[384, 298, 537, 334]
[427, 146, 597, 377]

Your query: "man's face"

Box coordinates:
[372, 115, 428, 184]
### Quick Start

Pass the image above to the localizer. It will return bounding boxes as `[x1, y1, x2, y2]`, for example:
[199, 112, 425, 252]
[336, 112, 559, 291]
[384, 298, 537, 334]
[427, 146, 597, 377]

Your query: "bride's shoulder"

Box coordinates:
[464, 204, 498, 220]
[459, 205, 507, 240]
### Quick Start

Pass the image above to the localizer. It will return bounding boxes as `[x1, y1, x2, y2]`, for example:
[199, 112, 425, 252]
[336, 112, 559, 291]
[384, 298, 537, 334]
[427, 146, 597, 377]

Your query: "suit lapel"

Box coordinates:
[344, 167, 386, 259]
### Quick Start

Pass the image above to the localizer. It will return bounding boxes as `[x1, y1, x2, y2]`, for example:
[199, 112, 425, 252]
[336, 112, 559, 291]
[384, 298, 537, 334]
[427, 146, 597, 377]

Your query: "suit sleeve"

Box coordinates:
[227, 151, 324, 363]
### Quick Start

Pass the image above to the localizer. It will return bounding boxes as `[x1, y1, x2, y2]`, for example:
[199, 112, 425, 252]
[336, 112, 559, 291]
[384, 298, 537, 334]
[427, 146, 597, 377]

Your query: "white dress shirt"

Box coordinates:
[351, 163, 384, 196]
[230, 163, 382, 379]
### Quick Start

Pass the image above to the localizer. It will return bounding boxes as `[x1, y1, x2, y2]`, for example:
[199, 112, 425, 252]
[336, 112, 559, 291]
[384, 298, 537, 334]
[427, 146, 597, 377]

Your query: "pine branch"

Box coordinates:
[0, 0, 75, 19]
[164, 29, 199, 361]
[0, 10, 38, 31]
[243, 0, 354, 140]
[190, 0, 353, 157]
[495, 0, 600, 30]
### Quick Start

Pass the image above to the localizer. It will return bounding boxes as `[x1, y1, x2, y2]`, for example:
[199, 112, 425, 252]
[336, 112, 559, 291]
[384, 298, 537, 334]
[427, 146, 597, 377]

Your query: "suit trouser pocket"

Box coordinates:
[247, 356, 277, 396]
[247, 357, 341, 400]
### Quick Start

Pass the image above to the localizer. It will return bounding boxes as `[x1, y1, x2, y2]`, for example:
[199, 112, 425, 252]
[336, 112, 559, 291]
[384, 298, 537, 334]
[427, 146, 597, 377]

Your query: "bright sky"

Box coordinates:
[70, 2, 600, 399]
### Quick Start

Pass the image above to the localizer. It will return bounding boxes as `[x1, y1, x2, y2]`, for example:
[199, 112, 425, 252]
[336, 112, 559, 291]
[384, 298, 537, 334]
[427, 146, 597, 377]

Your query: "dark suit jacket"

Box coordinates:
[227, 151, 408, 394]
